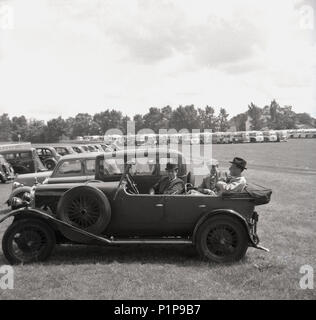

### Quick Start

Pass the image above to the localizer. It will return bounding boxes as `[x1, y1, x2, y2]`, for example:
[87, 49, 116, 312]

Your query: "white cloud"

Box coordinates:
[0, 0, 315, 121]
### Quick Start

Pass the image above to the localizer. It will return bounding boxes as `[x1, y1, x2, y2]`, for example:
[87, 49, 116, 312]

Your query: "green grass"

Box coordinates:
[0, 140, 315, 300]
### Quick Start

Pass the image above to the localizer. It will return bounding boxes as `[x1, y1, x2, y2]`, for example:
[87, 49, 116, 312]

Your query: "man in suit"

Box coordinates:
[197, 159, 220, 195]
[216, 157, 247, 193]
[149, 163, 184, 195]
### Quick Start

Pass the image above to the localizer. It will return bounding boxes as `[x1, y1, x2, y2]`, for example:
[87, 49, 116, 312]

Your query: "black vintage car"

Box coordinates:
[0, 148, 47, 174]
[0, 155, 15, 183]
[34, 146, 62, 170]
[0, 148, 271, 264]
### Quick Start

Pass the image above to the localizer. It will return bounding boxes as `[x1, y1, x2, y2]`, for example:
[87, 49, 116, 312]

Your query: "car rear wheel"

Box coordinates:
[195, 216, 248, 263]
[44, 159, 57, 170]
[56, 186, 111, 243]
[2, 219, 56, 264]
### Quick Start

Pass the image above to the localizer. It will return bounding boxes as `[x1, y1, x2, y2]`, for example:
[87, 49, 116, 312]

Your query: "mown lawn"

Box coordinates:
[0, 140, 315, 299]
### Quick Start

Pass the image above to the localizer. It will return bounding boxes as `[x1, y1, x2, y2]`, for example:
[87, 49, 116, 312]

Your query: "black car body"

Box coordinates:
[34, 146, 62, 170]
[0, 148, 47, 174]
[0, 155, 15, 183]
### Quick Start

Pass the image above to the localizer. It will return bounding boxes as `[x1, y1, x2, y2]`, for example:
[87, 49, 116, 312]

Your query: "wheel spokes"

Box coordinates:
[206, 224, 238, 257]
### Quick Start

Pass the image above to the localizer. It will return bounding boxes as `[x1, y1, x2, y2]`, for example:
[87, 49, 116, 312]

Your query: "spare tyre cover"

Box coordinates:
[56, 185, 111, 243]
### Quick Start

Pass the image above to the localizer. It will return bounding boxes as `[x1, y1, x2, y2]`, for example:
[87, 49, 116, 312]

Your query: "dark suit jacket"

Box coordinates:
[152, 176, 185, 195]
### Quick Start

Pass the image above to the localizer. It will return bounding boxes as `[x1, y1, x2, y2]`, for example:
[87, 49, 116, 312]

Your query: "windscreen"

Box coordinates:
[103, 158, 124, 175]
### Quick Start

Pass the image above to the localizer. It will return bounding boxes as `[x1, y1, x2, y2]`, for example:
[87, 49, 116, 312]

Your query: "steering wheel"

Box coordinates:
[113, 163, 139, 200]
[125, 173, 139, 194]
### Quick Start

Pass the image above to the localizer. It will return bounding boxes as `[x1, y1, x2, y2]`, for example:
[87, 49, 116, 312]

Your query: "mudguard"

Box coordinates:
[0, 207, 112, 244]
[192, 209, 269, 251]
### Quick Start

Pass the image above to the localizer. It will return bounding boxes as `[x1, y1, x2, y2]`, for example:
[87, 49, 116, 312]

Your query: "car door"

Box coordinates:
[18, 152, 35, 173]
[164, 194, 211, 225]
[108, 191, 165, 234]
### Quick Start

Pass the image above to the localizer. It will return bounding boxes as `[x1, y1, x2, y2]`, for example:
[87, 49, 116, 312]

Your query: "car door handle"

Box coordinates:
[155, 204, 164, 207]
[198, 205, 206, 208]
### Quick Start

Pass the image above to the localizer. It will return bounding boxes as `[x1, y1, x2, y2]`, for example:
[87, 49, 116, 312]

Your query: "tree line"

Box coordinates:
[232, 100, 315, 131]
[0, 101, 314, 142]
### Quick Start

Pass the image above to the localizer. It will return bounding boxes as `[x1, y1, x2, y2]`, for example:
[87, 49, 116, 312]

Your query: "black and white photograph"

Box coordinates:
[0, 0, 315, 305]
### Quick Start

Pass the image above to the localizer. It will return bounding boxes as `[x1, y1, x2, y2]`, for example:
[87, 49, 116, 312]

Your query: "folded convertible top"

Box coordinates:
[222, 183, 272, 205]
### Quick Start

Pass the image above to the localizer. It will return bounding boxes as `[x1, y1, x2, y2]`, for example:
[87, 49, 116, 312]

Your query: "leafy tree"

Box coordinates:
[11, 116, 28, 141]
[0, 113, 12, 141]
[248, 103, 263, 130]
[296, 112, 314, 127]
[268, 100, 297, 130]
[143, 107, 164, 132]
[217, 108, 229, 132]
[280, 106, 297, 129]
[94, 109, 128, 134]
[93, 110, 112, 133]
[198, 106, 217, 131]
[169, 105, 199, 131]
[46, 116, 67, 142]
[72, 113, 95, 137]
[89, 121, 102, 135]
[121, 115, 131, 135]
[25, 119, 47, 143]
[64, 117, 76, 139]
[160, 106, 172, 129]
[133, 114, 145, 132]
[231, 113, 247, 131]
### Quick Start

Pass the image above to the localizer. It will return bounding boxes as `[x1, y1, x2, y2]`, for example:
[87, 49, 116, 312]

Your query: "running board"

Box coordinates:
[0, 208, 193, 245]
[109, 238, 192, 244]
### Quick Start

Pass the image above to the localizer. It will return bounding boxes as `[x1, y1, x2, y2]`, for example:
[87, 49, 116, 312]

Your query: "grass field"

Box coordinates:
[0, 140, 315, 300]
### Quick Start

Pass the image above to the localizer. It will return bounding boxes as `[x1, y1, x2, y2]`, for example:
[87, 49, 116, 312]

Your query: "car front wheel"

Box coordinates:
[2, 219, 56, 264]
[195, 216, 249, 263]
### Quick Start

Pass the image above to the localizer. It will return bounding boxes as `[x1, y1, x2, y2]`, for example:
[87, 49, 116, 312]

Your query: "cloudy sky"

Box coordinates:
[0, 0, 315, 121]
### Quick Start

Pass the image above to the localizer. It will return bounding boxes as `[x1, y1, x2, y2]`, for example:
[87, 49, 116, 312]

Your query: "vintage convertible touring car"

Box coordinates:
[0, 148, 272, 264]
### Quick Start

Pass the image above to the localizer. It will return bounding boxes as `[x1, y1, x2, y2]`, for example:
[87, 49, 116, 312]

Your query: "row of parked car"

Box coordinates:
[82, 130, 289, 147]
[0, 142, 115, 180]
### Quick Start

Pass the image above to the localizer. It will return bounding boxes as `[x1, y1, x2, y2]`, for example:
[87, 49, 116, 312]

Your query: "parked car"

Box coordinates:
[35, 146, 61, 170]
[9, 146, 191, 208]
[249, 131, 264, 143]
[8, 152, 100, 206]
[10, 148, 195, 210]
[51, 145, 76, 156]
[276, 130, 288, 142]
[0, 155, 15, 183]
[0, 148, 47, 174]
[78, 145, 90, 152]
[0, 148, 271, 265]
[70, 145, 89, 153]
[99, 144, 114, 152]
[262, 131, 278, 143]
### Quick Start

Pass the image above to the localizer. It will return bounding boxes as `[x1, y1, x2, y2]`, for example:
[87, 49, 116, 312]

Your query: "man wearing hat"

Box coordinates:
[216, 157, 247, 193]
[197, 158, 220, 195]
[149, 162, 185, 195]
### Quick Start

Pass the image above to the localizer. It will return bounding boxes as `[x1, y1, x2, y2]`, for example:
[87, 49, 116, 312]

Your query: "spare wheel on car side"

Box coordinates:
[56, 185, 111, 243]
